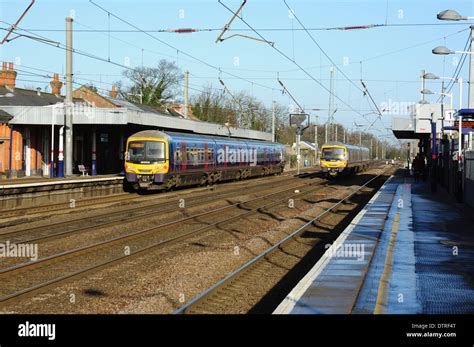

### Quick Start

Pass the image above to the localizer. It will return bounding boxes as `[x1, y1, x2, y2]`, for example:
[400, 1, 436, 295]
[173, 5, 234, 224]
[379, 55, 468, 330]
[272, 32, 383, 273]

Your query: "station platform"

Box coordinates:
[274, 170, 474, 314]
[0, 174, 124, 209]
[0, 174, 123, 188]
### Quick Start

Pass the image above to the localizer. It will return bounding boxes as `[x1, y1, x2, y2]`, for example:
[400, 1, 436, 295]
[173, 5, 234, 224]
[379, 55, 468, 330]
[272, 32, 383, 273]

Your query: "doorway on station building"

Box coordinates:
[22, 128, 30, 177]
[74, 135, 85, 172]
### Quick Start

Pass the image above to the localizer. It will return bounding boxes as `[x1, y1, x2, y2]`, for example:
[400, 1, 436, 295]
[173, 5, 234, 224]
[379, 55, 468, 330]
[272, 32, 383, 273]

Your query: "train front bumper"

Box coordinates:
[321, 166, 344, 173]
[125, 172, 166, 187]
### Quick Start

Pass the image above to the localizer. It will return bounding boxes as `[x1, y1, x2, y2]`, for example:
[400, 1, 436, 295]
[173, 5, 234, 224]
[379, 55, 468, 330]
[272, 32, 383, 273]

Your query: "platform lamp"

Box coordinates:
[421, 89, 453, 109]
[433, 9, 474, 201]
[432, 18, 473, 154]
[423, 72, 459, 111]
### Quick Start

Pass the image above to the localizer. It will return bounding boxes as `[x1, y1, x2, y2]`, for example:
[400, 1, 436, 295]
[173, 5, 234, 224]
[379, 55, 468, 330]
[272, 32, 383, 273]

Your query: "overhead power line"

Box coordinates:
[0, 25, 208, 95]
[11, 22, 469, 33]
[439, 32, 471, 100]
[218, 0, 366, 119]
[279, 27, 470, 73]
[282, 0, 364, 95]
[277, 77, 305, 112]
[88, 0, 276, 92]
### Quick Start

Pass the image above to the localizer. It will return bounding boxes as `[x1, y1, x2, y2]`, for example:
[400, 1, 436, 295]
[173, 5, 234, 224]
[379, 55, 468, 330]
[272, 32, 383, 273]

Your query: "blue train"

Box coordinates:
[124, 130, 286, 190]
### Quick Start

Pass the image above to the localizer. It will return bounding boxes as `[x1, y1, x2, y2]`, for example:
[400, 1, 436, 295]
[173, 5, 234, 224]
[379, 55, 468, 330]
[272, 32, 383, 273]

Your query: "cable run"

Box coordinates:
[88, 0, 277, 92]
[218, 0, 366, 118]
[282, 0, 365, 95]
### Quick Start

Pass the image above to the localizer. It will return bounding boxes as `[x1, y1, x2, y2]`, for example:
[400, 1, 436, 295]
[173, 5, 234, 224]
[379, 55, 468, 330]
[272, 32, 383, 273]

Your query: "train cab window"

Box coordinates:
[128, 141, 165, 163]
[147, 141, 166, 162]
[322, 148, 344, 161]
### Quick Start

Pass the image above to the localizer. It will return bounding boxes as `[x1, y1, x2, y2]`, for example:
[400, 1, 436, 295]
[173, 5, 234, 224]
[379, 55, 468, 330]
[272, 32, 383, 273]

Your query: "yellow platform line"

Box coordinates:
[374, 195, 402, 314]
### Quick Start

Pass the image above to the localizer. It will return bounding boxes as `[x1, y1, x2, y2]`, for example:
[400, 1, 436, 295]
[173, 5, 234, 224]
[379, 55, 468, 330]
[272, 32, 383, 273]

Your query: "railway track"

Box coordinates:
[0, 192, 135, 219]
[0, 174, 329, 305]
[0, 167, 318, 220]
[173, 168, 390, 314]
[0, 172, 324, 245]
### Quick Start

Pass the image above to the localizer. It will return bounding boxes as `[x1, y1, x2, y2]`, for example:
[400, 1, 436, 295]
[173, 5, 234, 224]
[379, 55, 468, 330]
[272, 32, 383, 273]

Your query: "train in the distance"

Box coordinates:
[320, 142, 370, 177]
[124, 130, 286, 191]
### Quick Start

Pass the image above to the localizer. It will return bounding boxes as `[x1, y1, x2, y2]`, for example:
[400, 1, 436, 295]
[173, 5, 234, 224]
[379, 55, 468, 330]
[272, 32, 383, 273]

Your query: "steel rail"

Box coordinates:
[0, 174, 323, 244]
[174, 168, 389, 314]
[0, 179, 329, 304]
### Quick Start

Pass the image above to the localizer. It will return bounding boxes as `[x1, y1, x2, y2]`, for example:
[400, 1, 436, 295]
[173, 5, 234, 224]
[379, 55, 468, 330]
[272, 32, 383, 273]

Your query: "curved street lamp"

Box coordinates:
[421, 89, 454, 108]
[437, 9, 474, 21]
[435, 9, 473, 191]
[432, 45, 473, 55]
[433, 10, 473, 108]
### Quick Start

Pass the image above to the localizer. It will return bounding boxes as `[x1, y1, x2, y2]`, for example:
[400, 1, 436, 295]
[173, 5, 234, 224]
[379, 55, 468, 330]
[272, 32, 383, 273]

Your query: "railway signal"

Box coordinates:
[290, 113, 310, 175]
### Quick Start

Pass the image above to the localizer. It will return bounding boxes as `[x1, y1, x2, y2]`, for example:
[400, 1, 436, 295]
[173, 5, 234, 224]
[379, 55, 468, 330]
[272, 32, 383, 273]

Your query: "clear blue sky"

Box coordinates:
[1, 0, 473, 139]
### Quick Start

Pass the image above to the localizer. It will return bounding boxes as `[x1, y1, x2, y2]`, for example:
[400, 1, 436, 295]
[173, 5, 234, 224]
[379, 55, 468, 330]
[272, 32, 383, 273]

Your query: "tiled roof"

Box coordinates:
[0, 86, 64, 106]
[0, 86, 85, 107]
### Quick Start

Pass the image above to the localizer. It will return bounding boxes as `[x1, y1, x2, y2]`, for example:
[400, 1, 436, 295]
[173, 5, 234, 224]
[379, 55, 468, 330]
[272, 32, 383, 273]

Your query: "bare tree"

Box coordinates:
[118, 59, 183, 106]
[191, 85, 232, 124]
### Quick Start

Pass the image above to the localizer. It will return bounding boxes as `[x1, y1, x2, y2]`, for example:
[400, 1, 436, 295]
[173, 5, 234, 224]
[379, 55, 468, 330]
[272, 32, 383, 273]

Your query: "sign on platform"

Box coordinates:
[444, 109, 456, 123]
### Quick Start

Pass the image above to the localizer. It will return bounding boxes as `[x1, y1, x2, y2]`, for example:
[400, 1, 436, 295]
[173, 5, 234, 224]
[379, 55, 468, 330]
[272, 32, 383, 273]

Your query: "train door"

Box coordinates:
[172, 141, 186, 173]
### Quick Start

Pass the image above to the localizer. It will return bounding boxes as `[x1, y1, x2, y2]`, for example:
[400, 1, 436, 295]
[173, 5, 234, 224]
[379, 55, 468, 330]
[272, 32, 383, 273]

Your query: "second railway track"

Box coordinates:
[174, 167, 392, 314]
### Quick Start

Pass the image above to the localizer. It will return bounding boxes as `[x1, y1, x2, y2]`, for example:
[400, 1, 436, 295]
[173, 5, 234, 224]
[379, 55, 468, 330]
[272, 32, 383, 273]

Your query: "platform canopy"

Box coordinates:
[458, 109, 474, 118]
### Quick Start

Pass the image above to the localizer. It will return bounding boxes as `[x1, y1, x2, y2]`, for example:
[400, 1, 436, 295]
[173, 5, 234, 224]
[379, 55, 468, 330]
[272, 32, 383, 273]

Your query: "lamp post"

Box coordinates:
[420, 69, 426, 102]
[432, 16, 473, 107]
[272, 100, 276, 142]
[312, 114, 320, 165]
[324, 108, 337, 143]
[421, 88, 453, 109]
[434, 9, 474, 201]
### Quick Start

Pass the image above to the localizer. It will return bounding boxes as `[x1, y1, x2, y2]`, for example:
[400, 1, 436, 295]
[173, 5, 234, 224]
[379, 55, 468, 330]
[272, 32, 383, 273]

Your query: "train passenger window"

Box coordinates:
[186, 148, 192, 161]
[186, 147, 201, 165]
[175, 148, 182, 162]
[207, 148, 214, 161]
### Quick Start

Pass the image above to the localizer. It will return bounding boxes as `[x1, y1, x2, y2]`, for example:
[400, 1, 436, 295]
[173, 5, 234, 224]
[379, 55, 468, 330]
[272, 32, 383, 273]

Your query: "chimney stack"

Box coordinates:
[50, 73, 63, 96]
[0, 62, 17, 90]
[109, 85, 118, 98]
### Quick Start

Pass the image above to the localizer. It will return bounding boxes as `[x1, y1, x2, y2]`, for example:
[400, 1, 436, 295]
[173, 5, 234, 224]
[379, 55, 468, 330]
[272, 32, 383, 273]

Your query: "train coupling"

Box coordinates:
[137, 174, 153, 189]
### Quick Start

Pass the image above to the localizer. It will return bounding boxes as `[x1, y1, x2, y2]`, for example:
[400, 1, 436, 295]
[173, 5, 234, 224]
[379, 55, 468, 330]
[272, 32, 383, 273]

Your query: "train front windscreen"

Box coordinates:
[127, 141, 166, 164]
[322, 147, 345, 161]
